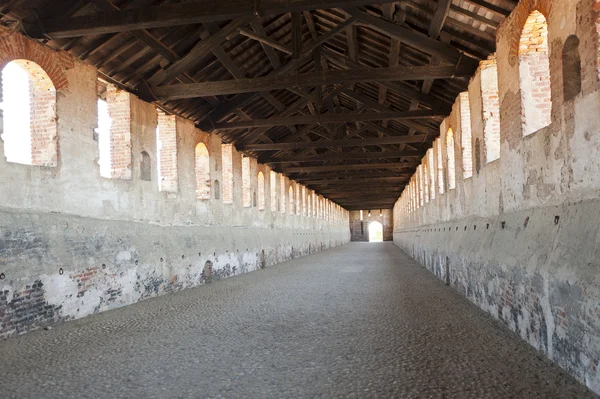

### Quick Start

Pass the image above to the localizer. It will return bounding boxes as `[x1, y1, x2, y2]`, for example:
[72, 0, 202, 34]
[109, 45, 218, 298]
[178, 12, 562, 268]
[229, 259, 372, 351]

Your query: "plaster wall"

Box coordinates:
[0, 29, 349, 338]
[393, 0, 600, 393]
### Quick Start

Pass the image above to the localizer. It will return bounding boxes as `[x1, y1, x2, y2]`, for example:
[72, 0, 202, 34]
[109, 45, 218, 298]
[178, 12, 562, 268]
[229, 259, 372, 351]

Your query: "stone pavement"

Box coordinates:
[0, 243, 594, 398]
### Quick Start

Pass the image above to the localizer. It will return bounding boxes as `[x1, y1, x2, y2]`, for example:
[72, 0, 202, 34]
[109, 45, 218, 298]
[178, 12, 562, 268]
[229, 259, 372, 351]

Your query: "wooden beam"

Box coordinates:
[345, 7, 476, 65]
[146, 17, 253, 87]
[151, 65, 474, 100]
[320, 48, 452, 108]
[428, 0, 452, 38]
[215, 110, 439, 130]
[301, 177, 408, 185]
[464, 0, 511, 16]
[28, 0, 396, 38]
[267, 150, 421, 163]
[238, 27, 292, 54]
[243, 135, 425, 151]
[281, 163, 413, 173]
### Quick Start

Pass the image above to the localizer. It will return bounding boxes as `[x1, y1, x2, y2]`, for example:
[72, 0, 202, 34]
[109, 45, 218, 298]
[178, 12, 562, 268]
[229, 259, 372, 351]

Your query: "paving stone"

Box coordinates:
[0, 243, 594, 398]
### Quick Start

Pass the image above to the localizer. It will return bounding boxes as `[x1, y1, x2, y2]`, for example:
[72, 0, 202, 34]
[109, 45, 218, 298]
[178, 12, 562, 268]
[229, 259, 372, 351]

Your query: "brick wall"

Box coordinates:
[242, 156, 251, 207]
[480, 60, 501, 163]
[0, 27, 352, 342]
[221, 143, 233, 204]
[270, 171, 278, 212]
[349, 209, 393, 241]
[394, 0, 600, 393]
[195, 142, 210, 200]
[157, 111, 178, 192]
[446, 129, 456, 189]
[280, 175, 286, 214]
[106, 85, 132, 179]
[459, 92, 473, 178]
[258, 171, 265, 210]
[519, 11, 552, 136]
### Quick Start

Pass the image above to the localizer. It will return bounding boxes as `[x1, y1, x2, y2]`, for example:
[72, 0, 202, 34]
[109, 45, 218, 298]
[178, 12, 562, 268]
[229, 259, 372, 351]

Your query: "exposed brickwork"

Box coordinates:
[479, 59, 500, 163]
[446, 129, 456, 189]
[519, 11, 552, 136]
[296, 184, 301, 215]
[106, 85, 132, 179]
[0, 26, 73, 91]
[0, 280, 63, 337]
[221, 144, 234, 204]
[459, 92, 473, 178]
[280, 175, 286, 214]
[435, 138, 444, 195]
[423, 164, 430, 203]
[242, 156, 252, 207]
[195, 142, 210, 200]
[270, 171, 278, 212]
[288, 185, 295, 215]
[258, 171, 265, 210]
[427, 149, 436, 200]
[1, 60, 58, 167]
[349, 210, 393, 241]
[395, 0, 600, 393]
[156, 112, 178, 192]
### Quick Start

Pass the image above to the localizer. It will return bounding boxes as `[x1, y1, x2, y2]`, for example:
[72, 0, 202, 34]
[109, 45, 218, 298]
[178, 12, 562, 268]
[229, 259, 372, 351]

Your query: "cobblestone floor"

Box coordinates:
[0, 243, 595, 398]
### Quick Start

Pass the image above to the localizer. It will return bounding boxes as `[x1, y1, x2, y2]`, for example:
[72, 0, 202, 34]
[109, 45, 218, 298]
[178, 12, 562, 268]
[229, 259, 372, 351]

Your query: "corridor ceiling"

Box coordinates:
[1, 0, 516, 210]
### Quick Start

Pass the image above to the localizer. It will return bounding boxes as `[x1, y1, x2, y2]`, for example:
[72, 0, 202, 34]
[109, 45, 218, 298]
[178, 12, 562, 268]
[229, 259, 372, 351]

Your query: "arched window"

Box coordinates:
[280, 176, 286, 214]
[221, 144, 234, 204]
[0, 60, 57, 166]
[213, 179, 220, 200]
[296, 184, 301, 215]
[270, 171, 278, 212]
[427, 149, 436, 200]
[418, 166, 424, 206]
[423, 164, 430, 203]
[436, 139, 444, 194]
[257, 171, 265, 210]
[140, 151, 151, 181]
[289, 185, 295, 215]
[519, 11, 551, 136]
[446, 129, 456, 190]
[156, 111, 178, 192]
[480, 63, 500, 163]
[242, 156, 251, 207]
[459, 92, 473, 178]
[195, 143, 210, 200]
[97, 98, 111, 177]
[563, 35, 581, 102]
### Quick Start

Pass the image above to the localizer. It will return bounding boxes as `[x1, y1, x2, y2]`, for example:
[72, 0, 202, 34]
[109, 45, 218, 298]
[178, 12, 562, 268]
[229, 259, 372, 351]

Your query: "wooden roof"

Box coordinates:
[1, 0, 516, 210]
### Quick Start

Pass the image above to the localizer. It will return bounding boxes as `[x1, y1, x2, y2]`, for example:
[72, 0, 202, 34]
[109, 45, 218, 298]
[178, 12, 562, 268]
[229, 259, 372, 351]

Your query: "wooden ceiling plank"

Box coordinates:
[27, 0, 396, 38]
[238, 27, 292, 55]
[151, 64, 474, 100]
[147, 17, 254, 87]
[242, 136, 426, 151]
[215, 110, 439, 130]
[345, 7, 476, 65]
[268, 150, 421, 163]
[281, 163, 413, 173]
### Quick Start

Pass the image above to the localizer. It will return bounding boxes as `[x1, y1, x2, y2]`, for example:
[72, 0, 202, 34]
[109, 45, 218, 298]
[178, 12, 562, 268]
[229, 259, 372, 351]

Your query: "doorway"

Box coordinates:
[368, 221, 383, 242]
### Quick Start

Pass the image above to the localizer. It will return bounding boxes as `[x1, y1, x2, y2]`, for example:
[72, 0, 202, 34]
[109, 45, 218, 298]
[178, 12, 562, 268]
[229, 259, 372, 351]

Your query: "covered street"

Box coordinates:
[0, 243, 592, 398]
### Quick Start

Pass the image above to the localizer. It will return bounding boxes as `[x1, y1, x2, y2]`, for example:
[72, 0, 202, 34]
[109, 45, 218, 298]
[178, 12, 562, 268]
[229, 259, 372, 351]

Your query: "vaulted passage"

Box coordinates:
[1, 0, 600, 396]
[0, 243, 591, 397]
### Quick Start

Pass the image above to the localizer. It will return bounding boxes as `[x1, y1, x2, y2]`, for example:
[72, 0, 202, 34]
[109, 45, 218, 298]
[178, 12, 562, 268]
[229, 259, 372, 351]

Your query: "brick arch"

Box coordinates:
[507, 0, 552, 65]
[0, 27, 73, 91]
[195, 142, 210, 200]
[1, 59, 58, 166]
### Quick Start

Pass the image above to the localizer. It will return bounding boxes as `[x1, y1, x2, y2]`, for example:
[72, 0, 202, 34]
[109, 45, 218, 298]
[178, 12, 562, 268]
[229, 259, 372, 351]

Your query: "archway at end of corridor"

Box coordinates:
[368, 221, 383, 242]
